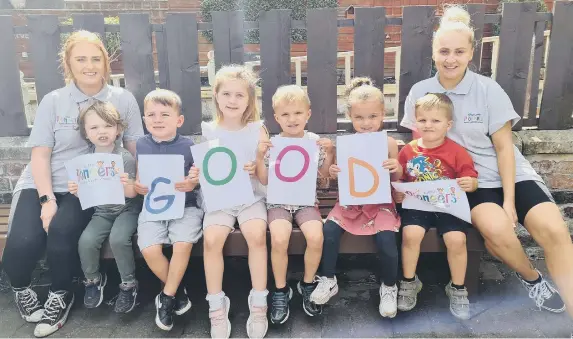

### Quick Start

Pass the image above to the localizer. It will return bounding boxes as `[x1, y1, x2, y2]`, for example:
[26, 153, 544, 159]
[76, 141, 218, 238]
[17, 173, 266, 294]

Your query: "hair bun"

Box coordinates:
[346, 77, 374, 96]
[441, 5, 471, 27]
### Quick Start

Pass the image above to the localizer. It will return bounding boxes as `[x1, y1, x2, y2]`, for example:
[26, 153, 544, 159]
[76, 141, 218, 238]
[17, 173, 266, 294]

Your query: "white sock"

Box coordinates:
[249, 288, 269, 307]
[206, 291, 226, 311]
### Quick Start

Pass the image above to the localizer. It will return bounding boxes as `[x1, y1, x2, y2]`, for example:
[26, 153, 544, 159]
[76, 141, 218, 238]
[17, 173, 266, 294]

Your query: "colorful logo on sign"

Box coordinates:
[404, 186, 460, 207]
[76, 160, 120, 183]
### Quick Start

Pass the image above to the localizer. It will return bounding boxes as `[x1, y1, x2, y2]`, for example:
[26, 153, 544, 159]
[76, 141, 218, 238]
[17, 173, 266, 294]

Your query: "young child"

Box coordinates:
[310, 77, 403, 318]
[254, 85, 334, 324]
[134, 89, 204, 331]
[68, 102, 141, 313]
[198, 65, 269, 339]
[395, 93, 478, 320]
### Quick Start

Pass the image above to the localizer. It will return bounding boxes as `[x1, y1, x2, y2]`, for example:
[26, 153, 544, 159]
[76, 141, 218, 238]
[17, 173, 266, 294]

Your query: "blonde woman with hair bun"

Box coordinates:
[2, 30, 144, 338]
[401, 4, 573, 319]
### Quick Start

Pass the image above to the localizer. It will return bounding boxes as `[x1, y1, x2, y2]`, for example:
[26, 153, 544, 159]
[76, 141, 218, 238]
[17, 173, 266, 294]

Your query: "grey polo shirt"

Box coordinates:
[14, 82, 145, 194]
[400, 70, 543, 188]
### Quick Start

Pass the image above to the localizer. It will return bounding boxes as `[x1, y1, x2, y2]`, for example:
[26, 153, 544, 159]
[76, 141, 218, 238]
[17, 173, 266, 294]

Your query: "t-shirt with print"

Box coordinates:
[399, 138, 478, 183]
[265, 131, 326, 212]
[14, 82, 144, 194]
[136, 133, 199, 208]
[399, 70, 543, 188]
[94, 145, 141, 216]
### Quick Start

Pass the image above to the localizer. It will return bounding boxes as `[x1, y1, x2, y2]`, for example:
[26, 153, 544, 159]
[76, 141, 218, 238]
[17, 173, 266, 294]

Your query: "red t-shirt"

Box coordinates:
[398, 138, 478, 182]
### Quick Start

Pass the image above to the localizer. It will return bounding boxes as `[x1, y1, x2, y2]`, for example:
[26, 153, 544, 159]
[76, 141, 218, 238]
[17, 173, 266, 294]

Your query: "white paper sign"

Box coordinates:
[191, 138, 255, 212]
[65, 153, 125, 210]
[337, 131, 391, 206]
[138, 154, 185, 222]
[391, 180, 472, 223]
[267, 137, 319, 206]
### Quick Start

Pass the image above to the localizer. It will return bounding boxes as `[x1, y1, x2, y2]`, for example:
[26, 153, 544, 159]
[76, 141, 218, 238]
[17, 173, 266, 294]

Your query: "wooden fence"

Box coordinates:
[1, 1, 573, 137]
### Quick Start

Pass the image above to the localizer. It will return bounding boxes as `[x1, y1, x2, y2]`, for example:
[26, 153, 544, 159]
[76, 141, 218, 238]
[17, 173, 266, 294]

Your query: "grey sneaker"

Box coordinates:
[209, 296, 231, 339]
[246, 295, 268, 339]
[379, 284, 398, 318]
[397, 276, 423, 311]
[445, 282, 471, 320]
[517, 270, 565, 313]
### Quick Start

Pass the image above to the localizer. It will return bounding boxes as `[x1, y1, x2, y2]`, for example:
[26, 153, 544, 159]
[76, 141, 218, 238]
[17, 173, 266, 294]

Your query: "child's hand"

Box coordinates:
[393, 191, 406, 203]
[257, 140, 273, 160]
[383, 159, 402, 173]
[317, 138, 334, 155]
[120, 173, 131, 186]
[457, 176, 478, 192]
[175, 177, 197, 192]
[329, 164, 341, 179]
[67, 180, 78, 196]
[134, 180, 149, 195]
[244, 161, 256, 177]
[188, 165, 200, 185]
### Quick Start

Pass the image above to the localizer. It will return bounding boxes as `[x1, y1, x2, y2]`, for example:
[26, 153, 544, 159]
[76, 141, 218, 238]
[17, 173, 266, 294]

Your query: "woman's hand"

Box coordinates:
[503, 200, 518, 228]
[329, 164, 341, 179]
[67, 180, 78, 196]
[41, 200, 58, 233]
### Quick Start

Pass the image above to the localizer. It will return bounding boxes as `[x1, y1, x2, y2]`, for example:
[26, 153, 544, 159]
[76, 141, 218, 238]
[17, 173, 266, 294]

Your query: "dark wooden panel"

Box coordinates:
[397, 6, 434, 133]
[119, 13, 156, 116]
[165, 13, 202, 135]
[306, 8, 338, 134]
[524, 21, 546, 127]
[71, 13, 105, 38]
[496, 2, 536, 131]
[539, 1, 573, 130]
[467, 4, 485, 73]
[28, 15, 65, 103]
[212, 11, 245, 70]
[259, 9, 292, 134]
[354, 7, 386, 89]
[0, 16, 29, 137]
[155, 29, 169, 90]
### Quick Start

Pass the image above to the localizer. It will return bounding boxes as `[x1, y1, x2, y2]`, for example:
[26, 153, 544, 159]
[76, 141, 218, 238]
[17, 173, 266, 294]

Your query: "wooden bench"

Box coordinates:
[0, 186, 485, 294]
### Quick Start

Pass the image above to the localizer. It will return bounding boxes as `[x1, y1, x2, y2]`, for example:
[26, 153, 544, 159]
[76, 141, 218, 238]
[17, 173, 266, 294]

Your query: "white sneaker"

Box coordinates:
[246, 295, 268, 339]
[209, 296, 231, 339]
[310, 276, 338, 305]
[379, 284, 398, 318]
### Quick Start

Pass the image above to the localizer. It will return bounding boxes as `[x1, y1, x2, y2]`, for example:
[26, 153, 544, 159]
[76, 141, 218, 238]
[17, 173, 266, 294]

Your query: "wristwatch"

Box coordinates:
[39, 195, 56, 205]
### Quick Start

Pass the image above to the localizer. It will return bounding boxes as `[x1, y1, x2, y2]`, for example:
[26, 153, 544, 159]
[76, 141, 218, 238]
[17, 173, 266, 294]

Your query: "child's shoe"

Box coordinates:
[445, 281, 471, 320]
[155, 292, 175, 331]
[209, 296, 231, 339]
[247, 294, 268, 338]
[297, 281, 322, 317]
[174, 286, 192, 316]
[310, 276, 338, 305]
[397, 276, 423, 311]
[114, 282, 138, 313]
[83, 272, 107, 308]
[270, 286, 292, 324]
[379, 284, 398, 318]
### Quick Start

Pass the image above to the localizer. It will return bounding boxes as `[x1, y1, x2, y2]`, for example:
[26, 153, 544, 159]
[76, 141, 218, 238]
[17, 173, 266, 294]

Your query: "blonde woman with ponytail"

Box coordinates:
[3, 30, 144, 337]
[400, 5, 573, 318]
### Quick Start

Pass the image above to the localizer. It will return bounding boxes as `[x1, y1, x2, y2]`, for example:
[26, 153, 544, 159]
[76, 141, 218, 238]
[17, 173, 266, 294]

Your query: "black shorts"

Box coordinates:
[466, 180, 554, 225]
[398, 207, 471, 236]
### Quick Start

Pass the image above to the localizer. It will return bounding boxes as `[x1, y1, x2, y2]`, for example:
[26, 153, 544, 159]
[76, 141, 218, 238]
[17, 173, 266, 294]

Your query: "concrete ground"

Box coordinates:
[1, 253, 572, 338]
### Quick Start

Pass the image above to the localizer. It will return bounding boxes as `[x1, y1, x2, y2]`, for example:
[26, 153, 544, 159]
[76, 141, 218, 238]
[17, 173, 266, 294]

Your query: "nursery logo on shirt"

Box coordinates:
[405, 186, 461, 208]
[56, 115, 79, 128]
[463, 112, 483, 124]
[76, 160, 121, 183]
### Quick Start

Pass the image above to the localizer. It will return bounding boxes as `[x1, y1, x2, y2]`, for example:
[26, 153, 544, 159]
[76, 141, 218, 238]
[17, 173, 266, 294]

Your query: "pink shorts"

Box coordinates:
[267, 207, 323, 227]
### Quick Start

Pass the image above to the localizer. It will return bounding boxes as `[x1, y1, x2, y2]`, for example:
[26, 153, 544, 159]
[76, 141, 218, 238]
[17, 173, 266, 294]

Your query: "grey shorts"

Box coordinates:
[268, 206, 323, 226]
[137, 206, 204, 250]
[203, 200, 267, 230]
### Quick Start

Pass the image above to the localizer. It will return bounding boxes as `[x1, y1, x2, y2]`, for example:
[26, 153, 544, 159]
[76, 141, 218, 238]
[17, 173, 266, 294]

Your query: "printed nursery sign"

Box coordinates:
[191, 138, 255, 212]
[337, 131, 391, 206]
[391, 180, 471, 223]
[267, 137, 319, 206]
[65, 153, 125, 210]
[138, 154, 185, 221]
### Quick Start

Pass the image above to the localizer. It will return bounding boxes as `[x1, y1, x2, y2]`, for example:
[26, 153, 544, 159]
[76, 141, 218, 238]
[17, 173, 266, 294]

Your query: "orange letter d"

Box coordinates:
[348, 157, 379, 198]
